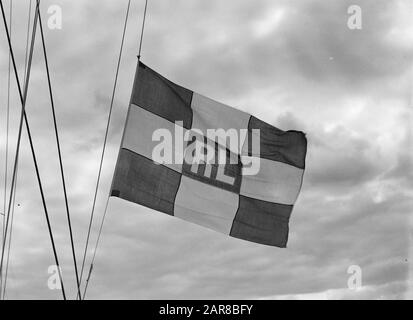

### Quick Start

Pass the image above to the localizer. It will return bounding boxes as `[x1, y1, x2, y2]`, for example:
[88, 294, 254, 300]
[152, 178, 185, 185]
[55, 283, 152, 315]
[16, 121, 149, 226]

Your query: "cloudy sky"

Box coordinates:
[0, 0, 412, 299]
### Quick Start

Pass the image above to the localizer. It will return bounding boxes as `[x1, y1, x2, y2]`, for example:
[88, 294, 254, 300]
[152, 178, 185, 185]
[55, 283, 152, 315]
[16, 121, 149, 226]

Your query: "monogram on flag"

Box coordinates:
[111, 61, 307, 247]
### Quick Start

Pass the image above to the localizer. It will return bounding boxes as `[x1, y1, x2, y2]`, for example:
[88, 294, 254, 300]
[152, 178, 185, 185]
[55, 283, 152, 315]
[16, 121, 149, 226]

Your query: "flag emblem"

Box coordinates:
[111, 61, 307, 247]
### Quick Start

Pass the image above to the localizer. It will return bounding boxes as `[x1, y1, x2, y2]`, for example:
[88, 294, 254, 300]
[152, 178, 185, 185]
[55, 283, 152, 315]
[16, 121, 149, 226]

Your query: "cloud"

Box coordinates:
[305, 125, 382, 188]
[262, 281, 408, 299]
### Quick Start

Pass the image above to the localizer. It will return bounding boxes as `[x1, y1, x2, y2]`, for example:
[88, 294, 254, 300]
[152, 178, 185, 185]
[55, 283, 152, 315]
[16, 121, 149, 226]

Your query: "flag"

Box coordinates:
[110, 61, 307, 247]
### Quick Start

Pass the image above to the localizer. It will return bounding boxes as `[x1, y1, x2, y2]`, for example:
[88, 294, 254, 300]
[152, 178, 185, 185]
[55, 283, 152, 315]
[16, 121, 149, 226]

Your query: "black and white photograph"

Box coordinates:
[0, 0, 412, 307]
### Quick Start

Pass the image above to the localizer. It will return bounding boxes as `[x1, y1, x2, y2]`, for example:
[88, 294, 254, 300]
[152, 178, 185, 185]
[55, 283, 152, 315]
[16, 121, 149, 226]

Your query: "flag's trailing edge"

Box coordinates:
[110, 61, 307, 247]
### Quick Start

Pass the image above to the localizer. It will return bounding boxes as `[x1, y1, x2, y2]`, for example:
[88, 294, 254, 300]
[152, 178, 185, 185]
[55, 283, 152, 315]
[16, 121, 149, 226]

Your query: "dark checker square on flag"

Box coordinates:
[111, 61, 307, 247]
[111, 149, 181, 216]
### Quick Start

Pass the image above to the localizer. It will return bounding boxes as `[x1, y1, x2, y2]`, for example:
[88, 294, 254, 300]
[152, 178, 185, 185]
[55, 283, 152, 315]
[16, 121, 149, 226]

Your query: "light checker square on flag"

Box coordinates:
[111, 61, 307, 247]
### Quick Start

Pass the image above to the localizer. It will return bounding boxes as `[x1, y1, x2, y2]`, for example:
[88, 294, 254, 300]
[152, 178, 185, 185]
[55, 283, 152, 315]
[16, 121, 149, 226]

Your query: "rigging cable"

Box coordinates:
[37, 7, 82, 300]
[137, 0, 148, 60]
[0, 0, 12, 297]
[23, 0, 33, 84]
[82, 0, 149, 300]
[1, 167, 16, 299]
[2, 0, 31, 299]
[78, 0, 132, 299]
[0, 0, 66, 299]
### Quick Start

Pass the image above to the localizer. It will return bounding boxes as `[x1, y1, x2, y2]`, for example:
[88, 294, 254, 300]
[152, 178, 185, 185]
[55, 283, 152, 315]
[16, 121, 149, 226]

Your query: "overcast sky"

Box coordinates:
[0, 0, 412, 299]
